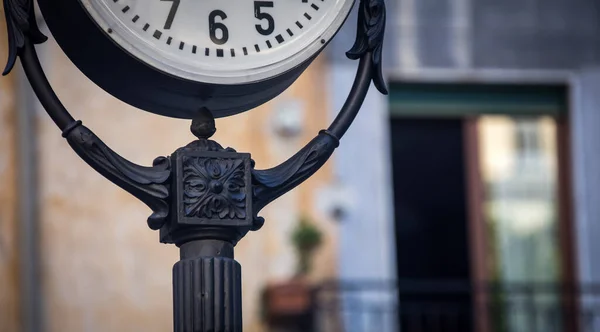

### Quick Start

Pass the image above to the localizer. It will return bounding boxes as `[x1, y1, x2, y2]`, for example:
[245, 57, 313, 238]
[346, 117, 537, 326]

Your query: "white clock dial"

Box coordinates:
[80, 0, 354, 84]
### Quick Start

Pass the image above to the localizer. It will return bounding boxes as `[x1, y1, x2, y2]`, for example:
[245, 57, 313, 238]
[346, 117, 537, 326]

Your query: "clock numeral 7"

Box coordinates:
[254, 1, 275, 36]
[209, 10, 229, 45]
[161, 0, 180, 30]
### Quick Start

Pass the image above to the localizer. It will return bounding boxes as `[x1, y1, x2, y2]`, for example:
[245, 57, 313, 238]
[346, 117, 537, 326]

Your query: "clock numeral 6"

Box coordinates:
[254, 1, 275, 36]
[209, 10, 229, 45]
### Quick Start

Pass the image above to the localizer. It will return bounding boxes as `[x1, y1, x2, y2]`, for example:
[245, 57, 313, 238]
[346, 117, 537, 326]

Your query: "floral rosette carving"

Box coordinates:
[183, 157, 247, 220]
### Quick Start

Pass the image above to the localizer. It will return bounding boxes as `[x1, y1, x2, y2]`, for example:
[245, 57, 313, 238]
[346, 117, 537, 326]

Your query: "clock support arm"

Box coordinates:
[17, 38, 172, 230]
[251, 0, 388, 223]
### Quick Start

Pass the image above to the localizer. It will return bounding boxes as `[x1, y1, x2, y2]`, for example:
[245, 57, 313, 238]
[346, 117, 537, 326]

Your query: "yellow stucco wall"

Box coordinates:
[0, 12, 337, 330]
[0, 5, 20, 331]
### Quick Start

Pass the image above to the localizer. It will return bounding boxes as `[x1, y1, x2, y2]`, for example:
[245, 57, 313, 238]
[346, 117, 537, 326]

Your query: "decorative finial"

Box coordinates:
[190, 108, 216, 139]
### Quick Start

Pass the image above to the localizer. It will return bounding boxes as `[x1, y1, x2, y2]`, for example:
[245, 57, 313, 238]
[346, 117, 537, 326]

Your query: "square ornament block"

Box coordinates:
[172, 150, 253, 228]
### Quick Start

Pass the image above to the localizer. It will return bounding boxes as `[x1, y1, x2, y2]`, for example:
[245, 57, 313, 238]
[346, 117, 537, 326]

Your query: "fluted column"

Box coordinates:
[173, 239, 243, 332]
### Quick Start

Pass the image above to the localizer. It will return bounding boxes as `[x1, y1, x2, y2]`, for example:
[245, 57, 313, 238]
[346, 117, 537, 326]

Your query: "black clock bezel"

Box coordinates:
[36, 0, 319, 119]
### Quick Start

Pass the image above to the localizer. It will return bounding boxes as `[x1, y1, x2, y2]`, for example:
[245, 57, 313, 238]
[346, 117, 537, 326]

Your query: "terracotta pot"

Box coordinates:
[264, 279, 314, 319]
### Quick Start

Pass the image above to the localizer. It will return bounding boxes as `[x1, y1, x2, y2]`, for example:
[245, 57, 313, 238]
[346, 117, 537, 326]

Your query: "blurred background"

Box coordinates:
[2, 0, 600, 331]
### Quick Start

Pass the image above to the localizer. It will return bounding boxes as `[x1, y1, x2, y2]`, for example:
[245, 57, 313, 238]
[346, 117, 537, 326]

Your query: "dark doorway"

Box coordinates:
[390, 118, 472, 332]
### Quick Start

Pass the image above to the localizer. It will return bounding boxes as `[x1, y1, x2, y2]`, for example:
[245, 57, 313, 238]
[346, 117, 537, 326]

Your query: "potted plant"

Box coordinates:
[291, 216, 323, 276]
[262, 216, 323, 330]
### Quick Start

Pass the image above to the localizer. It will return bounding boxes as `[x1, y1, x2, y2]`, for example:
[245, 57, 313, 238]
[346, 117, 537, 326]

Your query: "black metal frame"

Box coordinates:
[3, 0, 387, 330]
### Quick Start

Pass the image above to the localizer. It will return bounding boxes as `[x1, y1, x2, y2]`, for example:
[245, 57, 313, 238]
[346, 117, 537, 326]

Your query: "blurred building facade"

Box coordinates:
[3, 1, 600, 332]
[325, 0, 600, 331]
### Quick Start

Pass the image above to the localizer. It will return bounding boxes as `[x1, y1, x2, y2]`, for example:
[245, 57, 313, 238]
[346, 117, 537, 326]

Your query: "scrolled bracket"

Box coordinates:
[2, 0, 47, 75]
[7, 10, 172, 230]
[346, 0, 388, 95]
[63, 122, 171, 230]
[250, 0, 388, 228]
[251, 130, 339, 230]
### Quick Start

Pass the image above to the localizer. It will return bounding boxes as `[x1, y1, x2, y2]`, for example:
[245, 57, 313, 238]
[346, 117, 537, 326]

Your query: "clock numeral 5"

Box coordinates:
[161, 0, 180, 30]
[254, 1, 275, 36]
[209, 10, 230, 45]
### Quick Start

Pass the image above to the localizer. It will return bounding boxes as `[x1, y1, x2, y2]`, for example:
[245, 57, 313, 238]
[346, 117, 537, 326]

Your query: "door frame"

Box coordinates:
[390, 77, 577, 331]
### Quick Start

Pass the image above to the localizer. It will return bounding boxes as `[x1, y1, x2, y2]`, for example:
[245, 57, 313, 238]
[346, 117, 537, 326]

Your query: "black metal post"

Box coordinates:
[165, 114, 249, 332]
[174, 240, 242, 332]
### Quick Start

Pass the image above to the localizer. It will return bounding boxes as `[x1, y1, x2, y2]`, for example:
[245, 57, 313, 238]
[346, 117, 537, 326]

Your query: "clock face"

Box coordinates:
[80, 0, 354, 84]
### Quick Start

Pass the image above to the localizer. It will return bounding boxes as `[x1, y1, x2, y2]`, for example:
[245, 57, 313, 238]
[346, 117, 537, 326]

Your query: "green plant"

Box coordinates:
[291, 216, 323, 276]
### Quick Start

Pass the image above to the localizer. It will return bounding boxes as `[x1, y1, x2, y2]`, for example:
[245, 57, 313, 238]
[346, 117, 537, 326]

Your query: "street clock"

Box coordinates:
[3, 0, 386, 330]
[36, 0, 355, 118]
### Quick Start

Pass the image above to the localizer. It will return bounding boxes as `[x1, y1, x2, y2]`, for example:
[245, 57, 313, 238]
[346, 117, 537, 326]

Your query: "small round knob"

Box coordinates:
[191, 108, 216, 139]
[209, 180, 224, 194]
